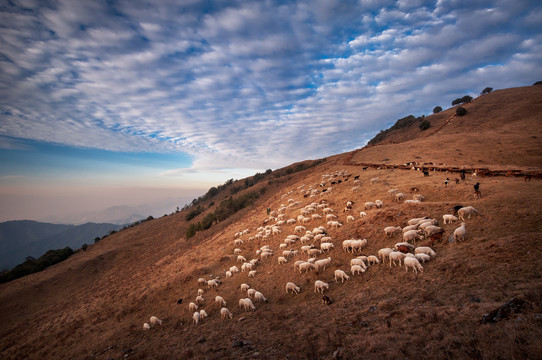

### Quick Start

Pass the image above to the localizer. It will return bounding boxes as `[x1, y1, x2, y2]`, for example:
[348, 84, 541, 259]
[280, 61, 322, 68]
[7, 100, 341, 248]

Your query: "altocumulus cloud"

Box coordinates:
[0, 0, 541, 172]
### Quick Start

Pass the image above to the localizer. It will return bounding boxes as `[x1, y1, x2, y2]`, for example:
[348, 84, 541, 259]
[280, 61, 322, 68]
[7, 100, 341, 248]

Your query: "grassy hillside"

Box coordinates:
[0, 86, 541, 360]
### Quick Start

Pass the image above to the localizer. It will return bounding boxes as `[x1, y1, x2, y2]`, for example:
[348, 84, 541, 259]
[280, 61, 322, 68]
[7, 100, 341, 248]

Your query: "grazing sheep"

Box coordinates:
[424, 225, 444, 239]
[403, 229, 423, 243]
[334, 269, 350, 283]
[384, 226, 402, 237]
[248, 270, 256, 277]
[286, 282, 301, 294]
[239, 298, 256, 312]
[346, 215, 355, 222]
[225, 271, 233, 278]
[314, 280, 329, 294]
[308, 248, 323, 257]
[402, 224, 418, 233]
[350, 258, 367, 269]
[199, 309, 208, 319]
[351, 264, 365, 275]
[195, 295, 205, 306]
[320, 242, 334, 252]
[389, 251, 406, 267]
[378, 248, 394, 262]
[299, 262, 316, 273]
[237, 255, 247, 263]
[295, 225, 306, 234]
[229, 266, 240, 274]
[192, 311, 201, 325]
[277, 256, 288, 264]
[215, 296, 226, 307]
[364, 201, 375, 210]
[247, 288, 256, 298]
[189, 302, 198, 312]
[197, 288, 204, 296]
[414, 246, 437, 259]
[314, 257, 332, 271]
[143, 323, 151, 331]
[404, 256, 424, 273]
[240, 283, 250, 292]
[253, 291, 269, 303]
[367, 255, 380, 265]
[198, 278, 206, 286]
[150, 316, 163, 327]
[413, 194, 425, 202]
[415, 253, 431, 263]
[454, 222, 466, 242]
[458, 206, 478, 221]
[394, 193, 406, 202]
[234, 248, 242, 254]
[443, 214, 459, 224]
[220, 307, 233, 319]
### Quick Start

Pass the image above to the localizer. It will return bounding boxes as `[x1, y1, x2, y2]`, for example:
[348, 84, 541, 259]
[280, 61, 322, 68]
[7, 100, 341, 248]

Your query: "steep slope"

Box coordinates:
[354, 85, 542, 170]
[0, 87, 541, 360]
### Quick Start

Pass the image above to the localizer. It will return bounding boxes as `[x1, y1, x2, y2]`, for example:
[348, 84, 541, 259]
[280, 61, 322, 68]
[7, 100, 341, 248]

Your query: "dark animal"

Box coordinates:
[474, 182, 480, 192]
[451, 205, 463, 215]
[410, 187, 419, 192]
[331, 181, 337, 185]
[396, 245, 410, 254]
[338, 180, 342, 183]
[423, 170, 429, 176]
[322, 189, 328, 192]
[322, 295, 333, 305]
[455, 178, 460, 184]
[428, 231, 445, 245]
[362, 167, 368, 171]
[303, 194, 309, 198]
[460, 171, 466, 181]
[354, 175, 360, 180]
[177, 298, 183, 304]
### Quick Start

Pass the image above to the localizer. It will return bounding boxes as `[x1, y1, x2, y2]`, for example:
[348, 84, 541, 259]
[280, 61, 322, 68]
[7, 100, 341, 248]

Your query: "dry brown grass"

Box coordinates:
[1, 86, 541, 360]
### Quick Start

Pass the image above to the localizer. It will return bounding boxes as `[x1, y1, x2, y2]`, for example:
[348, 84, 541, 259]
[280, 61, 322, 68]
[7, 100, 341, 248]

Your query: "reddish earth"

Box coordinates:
[0, 86, 541, 359]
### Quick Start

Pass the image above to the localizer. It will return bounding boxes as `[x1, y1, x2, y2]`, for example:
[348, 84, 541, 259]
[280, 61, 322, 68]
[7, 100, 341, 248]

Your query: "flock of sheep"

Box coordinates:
[144, 168, 480, 329]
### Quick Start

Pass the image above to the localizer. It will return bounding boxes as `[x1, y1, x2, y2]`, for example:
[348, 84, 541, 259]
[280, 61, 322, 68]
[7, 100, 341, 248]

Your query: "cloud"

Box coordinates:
[0, 0, 541, 176]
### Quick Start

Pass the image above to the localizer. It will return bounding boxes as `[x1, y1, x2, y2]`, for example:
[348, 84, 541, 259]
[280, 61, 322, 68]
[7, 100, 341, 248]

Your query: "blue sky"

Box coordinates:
[0, 0, 541, 222]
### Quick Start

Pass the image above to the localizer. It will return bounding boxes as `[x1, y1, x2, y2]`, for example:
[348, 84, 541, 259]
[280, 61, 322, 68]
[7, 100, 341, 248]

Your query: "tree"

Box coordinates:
[433, 106, 442, 114]
[419, 120, 431, 130]
[481, 87, 493, 94]
[461, 95, 473, 103]
[452, 98, 462, 106]
[456, 107, 467, 116]
[533, 81, 542, 86]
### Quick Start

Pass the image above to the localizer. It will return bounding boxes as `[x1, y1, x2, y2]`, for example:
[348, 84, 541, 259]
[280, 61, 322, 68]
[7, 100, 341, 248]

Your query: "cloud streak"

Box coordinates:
[0, 0, 541, 173]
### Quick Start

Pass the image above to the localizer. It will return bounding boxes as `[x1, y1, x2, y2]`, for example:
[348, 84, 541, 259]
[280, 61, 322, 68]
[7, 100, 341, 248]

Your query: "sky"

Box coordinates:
[0, 0, 541, 223]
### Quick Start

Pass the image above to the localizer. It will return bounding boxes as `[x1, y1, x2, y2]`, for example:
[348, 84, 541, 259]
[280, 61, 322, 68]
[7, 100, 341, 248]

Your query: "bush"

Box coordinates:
[461, 95, 473, 103]
[0, 247, 74, 283]
[481, 87, 493, 94]
[533, 81, 542, 86]
[452, 98, 462, 106]
[433, 106, 442, 114]
[81, 243, 88, 251]
[419, 120, 431, 130]
[456, 107, 467, 116]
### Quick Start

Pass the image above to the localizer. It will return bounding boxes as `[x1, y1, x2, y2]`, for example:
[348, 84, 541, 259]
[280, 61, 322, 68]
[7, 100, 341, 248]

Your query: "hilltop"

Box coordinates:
[0, 86, 541, 360]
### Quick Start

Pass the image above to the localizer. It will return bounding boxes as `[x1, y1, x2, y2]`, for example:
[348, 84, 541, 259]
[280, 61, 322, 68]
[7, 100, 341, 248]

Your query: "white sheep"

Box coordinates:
[220, 307, 233, 319]
[215, 296, 226, 307]
[350, 258, 367, 269]
[234, 248, 242, 254]
[403, 229, 423, 243]
[320, 242, 334, 252]
[389, 251, 406, 267]
[375, 200, 384, 208]
[295, 225, 306, 234]
[415, 253, 431, 263]
[253, 291, 268, 303]
[314, 257, 332, 271]
[384, 226, 402, 237]
[247, 288, 256, 298]
[143, 322, 151, 330]
[225, 271, 233, 278]
[367, 255, 380, 265]
[248, 270, 256, 277]
[414, 246, 436, 259]
[240, 283, 250, 292]
[198, 277, 206, 286]
[308, 248, 322, 257]
[150, 316, 163, 327]
[394, 193, 406, 202]
[413, 194, 424, 202]
[351, 264, 365, 275]
[207, 279, 221, 289]
[237, 255, 247, 263]
[195, 295, 205, 305]
[199, 309, 208, 319]
[334, 269, 350, 283]
[229, 266, 240, 274]
[314, 280, 329, 294]
[192, 311, 201, 325]
[359, 211, 367, 218]
[277, 256, 288, 264]
[189, 302, 199, 312]
[299, 262, 316, 273]
[312, 213, 322, 220]
[346, 215, 355, 222]
[458, 206, 478, 221]
[239, 298, 256, 311]
[285, 282, 300, 294]
[197, 288, 204, 296]
[404, 255, 424, 273]
[364, 201, 375, 210]
[443, 214, 459, 224]
[454, 222, 466, 242]
[378, 248, 394, 262]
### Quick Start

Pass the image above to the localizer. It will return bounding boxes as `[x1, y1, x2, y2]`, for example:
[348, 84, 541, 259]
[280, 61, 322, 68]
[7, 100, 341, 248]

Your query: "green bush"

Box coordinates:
[481, 87, 493, 94]
[456, 107, 467, 116]
[419, 120, 431, 130]
[433, 106, 442, 114]
[461, 95, 473, 103]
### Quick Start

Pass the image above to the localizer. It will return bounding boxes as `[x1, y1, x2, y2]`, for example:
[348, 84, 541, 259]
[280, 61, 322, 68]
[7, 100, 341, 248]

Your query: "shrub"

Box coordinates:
[81, 243, 88, 251]
[419, 120, 431, 130]
[452, 98, 462, 106]
[456, 107, 467, 116]
[533, 81, 542, 86]
[481, 87, 493, 94]
[185, 206, 203, 221]
[461, 95, 473, 103]
[433, 106, 442, 114]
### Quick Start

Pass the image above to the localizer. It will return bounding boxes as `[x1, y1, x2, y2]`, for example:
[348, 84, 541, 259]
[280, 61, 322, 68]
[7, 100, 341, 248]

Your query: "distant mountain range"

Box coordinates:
[0, 220, 123, 271]
[38, 197, 195, 225]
